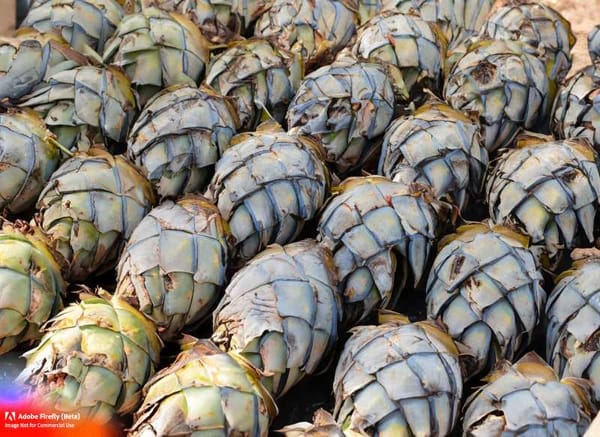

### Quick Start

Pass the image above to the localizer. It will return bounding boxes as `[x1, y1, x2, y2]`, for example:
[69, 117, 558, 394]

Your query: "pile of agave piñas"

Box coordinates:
[2, 0, 600, 435]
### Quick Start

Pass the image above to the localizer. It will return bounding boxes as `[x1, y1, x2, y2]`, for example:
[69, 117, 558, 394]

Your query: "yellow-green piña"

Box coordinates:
[116, 196, 230, 341]
[129, 338, 276, 436]
[37, 149, 155, 282]
[18, 293, 162, 423]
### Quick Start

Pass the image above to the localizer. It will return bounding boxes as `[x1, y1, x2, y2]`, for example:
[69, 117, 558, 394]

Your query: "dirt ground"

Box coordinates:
[547, 0, 600, 71]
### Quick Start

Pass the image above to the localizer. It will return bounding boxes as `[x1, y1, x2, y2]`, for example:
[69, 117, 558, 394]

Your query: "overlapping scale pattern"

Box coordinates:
[37, 149, 155, 282]
[378, 101, 487, 211]
[318, 176, 442, 325]
[445, 40, 550, 152]
[205, 38, 302, 131]
[212, 240, 341, 398]
[19, 66, 138, 152]
[552, 66, 600, 152]
[426, 223, 546, 375]
[486, 137, 600, 264]
[21, 0, 124, 53]
[18, 294, 162, 423]
[287, 58, 395, 174]
[0, 223, 65, 355]
[480, 1, 575, 81]
[103, 7, 210, 104]
[333, 319, 463, 436]
[116, 197, 230, 341]
[0, 31, 88, 103]
[546, 255, 600, 402]
[463, 352, 594, 436]
[0, 110, 61, 214]
[349, 11, 447, 103]
[206, 127, 329, 262]
[129, 339, 276, 436]
[128, 84, 239, 199]
[254, 0, 357, 71]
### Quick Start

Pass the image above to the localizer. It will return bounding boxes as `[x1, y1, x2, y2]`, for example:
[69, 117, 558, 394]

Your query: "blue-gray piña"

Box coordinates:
[426, 223, 546, 377]
[0, 110, 61, 214]
[205, 125, 329, 262]
[128, 84, 240, 200]
[103, 7, 210, 105]
[37, 149, 155, 282]
[116, 196, 230, 341]
[462, 352, 594, 436]
[444, 39, 551, 152]
[254, 0, 357, 71]
[486, 135, 600, 267]
[19, 66, 138, 152]
[546, 249, 600, 403]
[0, 30, 88, 104]
[378, 100, 487, 212]
[589, 25, 600, 64]
[318, 176, 445, 327]
[552, 66, 600, 153]
[204, 38, 302, 131]
[212, 240, 341, 399]
[333, 317, 463, 436]
[355, 0, 494, 49]
[20, 0, 124, 54]
[479, 1, 575, 82]
[348, 11, 448, 104]
[287, 58, 395, 175]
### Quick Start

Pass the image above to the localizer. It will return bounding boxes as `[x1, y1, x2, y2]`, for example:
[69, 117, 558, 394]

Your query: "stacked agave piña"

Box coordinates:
[206, 123, 329, 262]
[136, 0, 244, 43]
[127, 84, 240, 200]
[204, 38, 303, 131]
[129, 338, 277, 436]
[356, 0, 494, 49]
[18, 65, 138, 152]
[463, 352, 595, 435]
[590, 25, 600, 64]
[378, 100, 487, 212]
[333, 314, 464, 435]
[0, 110, 62, 215]
[212, 240, 341, 398]
[546, 248, 600, 402]
[18, 292, 162, 423]
[138, 0, 271, 40]
[426, 222, 546, 376]
[116, 196, 230, 341]
[444, 39, 551, 152]
[20, 0, 125, 53]
[0, 221, 65, 355]
[479, 1, 575, 82]
[37, 148, 155, 282]
[486, 134, 600, 268]
[318, 176, 446, 326]
[9, 0, 600, 433]
[102, 7, 210, 105]
[254, 0, 357, 71]
[0, 30, 88, 103]
[347, 11, 448, 105]
[553, 26, 600, 152]
[287, 55, 396, 175]
[553, 65, 600, 152]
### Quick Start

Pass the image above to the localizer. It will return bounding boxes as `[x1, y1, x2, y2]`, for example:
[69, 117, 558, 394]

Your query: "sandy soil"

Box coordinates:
[547, 0, 600, 72]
